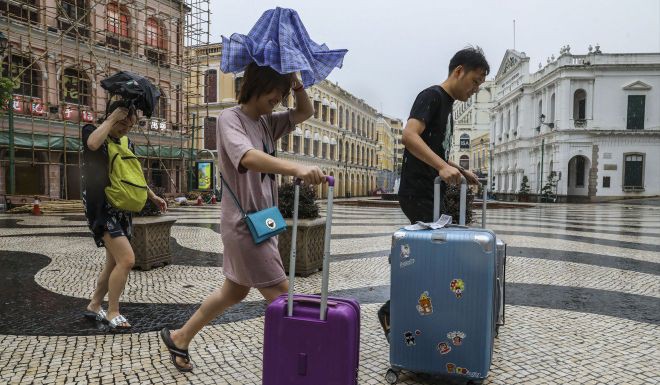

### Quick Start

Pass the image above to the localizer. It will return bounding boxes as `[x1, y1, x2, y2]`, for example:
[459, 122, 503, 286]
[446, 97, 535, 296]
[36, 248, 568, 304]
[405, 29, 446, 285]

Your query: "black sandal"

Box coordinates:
[83, 308, 107, 322]
[160, 328, 194, 373]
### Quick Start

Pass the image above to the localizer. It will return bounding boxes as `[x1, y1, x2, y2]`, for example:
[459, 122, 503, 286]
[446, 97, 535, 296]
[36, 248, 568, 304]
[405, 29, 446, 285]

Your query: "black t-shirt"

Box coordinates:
[81, 124, 133, 232]
[398, 85, 455, 200]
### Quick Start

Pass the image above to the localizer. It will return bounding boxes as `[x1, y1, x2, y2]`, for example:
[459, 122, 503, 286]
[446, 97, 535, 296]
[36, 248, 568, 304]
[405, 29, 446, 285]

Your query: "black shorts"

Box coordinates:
[91, 204, 133, 248]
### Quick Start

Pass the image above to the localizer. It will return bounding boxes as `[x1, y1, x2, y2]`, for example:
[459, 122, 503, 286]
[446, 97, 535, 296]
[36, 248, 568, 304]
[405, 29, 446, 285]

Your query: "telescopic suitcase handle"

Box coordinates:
[287, 176, 335, 321]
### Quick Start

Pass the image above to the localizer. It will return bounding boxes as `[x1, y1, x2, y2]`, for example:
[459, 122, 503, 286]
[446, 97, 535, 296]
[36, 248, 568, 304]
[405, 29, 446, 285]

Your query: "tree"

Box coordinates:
[541, 171, 558, 202]
[518, 175, 530, 201]
[0, 77, 14, 116]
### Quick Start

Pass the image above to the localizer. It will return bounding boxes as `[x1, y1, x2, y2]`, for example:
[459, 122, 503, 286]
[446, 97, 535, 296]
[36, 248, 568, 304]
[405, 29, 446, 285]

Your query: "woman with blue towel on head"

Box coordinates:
[160, 7, 347, 372]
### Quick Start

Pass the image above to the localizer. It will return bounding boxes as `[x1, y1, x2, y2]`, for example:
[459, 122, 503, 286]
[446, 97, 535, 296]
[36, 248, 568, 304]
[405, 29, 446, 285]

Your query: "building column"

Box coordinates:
[588, 145, 599, 200]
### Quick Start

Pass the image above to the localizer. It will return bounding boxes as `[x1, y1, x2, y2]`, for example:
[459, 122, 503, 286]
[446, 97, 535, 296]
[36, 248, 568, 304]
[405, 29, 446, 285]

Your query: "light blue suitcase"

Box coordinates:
[386, 177, 497, 384]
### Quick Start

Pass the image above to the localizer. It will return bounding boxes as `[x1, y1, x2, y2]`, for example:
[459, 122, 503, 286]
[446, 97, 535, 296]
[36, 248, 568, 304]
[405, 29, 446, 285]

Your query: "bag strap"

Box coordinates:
[227, 109, 277, 208]
[219, 176, 247, 219]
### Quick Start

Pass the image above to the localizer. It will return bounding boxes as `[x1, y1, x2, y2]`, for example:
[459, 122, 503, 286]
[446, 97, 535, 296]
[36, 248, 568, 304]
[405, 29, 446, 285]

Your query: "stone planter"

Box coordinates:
[130, 216, 177, 271]
[277, 217, 326, 277]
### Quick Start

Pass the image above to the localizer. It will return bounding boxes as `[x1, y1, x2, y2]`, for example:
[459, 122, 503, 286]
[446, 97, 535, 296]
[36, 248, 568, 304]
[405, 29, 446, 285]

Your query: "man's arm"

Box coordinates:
[401, 118, 462, 185]
[446, 160, 480, 185]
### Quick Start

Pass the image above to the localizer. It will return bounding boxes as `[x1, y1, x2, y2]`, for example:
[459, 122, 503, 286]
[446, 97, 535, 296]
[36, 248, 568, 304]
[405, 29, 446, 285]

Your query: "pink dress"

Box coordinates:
[216, 106, 295, 288]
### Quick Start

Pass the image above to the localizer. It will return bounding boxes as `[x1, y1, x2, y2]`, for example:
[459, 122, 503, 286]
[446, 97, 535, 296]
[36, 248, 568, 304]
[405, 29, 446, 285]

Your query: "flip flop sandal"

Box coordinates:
[83, 308, 108, 322]
[160, 328, 194, 373]
[106, 314, 131, 331]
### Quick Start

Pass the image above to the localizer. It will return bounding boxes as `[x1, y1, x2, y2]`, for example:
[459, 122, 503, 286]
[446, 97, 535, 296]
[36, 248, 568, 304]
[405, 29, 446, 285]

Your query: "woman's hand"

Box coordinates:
[294, 165, 325, 185]
[291, 73, 303, 91]
[108, 107, 130, 123]
[150, 195, 168, 213]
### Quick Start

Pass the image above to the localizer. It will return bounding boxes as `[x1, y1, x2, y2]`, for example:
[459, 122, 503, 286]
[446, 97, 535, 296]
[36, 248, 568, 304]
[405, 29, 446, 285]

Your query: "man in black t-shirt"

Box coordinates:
[378, 47, 490, 342]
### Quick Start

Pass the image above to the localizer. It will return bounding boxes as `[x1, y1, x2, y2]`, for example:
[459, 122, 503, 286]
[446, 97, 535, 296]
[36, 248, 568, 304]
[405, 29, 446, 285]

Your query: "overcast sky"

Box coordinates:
[208, 0, 660, 120]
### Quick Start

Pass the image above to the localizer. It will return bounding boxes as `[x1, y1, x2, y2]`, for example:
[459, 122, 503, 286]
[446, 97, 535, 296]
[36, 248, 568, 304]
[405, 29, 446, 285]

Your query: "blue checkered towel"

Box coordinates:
[220, 7, 348, 87]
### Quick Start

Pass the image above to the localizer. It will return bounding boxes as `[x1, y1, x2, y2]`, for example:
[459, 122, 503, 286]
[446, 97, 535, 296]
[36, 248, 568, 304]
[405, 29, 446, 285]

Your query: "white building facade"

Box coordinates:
[450, 81, 494, 177]
[491, 48, 660, 202]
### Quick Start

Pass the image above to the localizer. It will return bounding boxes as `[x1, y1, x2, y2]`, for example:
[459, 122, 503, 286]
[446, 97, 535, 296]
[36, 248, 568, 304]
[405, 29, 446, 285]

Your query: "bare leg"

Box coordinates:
[87, 245, 116, 312]
[102, 233, 135, 327]
[170, 278, 250, 369]
[257, 279, 289, 304]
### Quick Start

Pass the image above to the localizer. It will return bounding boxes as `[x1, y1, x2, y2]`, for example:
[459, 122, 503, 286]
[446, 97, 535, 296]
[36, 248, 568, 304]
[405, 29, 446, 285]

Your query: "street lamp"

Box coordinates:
[0, 31, 15, 195]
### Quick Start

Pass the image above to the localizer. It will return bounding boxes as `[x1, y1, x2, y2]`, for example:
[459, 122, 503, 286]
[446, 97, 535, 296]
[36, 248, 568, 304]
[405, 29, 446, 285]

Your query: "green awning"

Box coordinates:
[0, 132, 195, 159]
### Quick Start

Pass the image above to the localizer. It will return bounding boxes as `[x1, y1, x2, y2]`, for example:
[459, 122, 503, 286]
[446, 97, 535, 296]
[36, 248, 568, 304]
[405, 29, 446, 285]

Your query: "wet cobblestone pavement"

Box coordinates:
[0, 202, 659, 384]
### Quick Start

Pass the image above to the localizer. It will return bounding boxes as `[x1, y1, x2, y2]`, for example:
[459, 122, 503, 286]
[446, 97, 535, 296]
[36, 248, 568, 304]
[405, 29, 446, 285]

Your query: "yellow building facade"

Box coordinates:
[470, 130, 491, 178]
[375, 115, 398, 191]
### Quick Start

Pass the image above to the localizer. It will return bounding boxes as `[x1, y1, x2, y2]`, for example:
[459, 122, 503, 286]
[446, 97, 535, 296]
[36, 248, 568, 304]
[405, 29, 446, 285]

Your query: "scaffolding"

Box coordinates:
[0, 0, 210, 200]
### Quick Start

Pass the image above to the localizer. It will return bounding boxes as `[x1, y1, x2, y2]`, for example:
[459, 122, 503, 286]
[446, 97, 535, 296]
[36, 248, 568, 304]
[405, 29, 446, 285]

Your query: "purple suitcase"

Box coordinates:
[263, 176, 361, 385]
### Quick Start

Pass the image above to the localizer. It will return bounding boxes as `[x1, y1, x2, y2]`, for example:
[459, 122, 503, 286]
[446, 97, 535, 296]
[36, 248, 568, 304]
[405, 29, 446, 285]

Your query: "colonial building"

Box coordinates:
[189, 43, 401, 198]
[490, 47, 660, 201]
[470, 130, 490, 179]
[450, 81, 493, 177]
[0, 0, 209, 200]
[387, 114, 404, 176]
[375, 114, 397, 192]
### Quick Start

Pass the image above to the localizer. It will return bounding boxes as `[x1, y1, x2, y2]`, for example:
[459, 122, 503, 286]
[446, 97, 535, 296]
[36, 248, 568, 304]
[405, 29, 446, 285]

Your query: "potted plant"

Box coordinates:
[518, 175, 531, 202]
[130, 186, 177, 270]
[277, 182, 325, 276]
[444, 184, 474, 225]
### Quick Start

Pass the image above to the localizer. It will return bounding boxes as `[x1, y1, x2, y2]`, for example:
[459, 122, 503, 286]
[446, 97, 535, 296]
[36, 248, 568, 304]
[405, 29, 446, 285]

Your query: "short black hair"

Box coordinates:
[238, 62, 293, 104]
[448, 46, 490, 76]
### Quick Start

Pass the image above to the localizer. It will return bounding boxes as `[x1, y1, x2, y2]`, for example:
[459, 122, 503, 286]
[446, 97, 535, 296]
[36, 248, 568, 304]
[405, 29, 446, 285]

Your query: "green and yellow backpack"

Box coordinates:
[104, 136, 148, 212]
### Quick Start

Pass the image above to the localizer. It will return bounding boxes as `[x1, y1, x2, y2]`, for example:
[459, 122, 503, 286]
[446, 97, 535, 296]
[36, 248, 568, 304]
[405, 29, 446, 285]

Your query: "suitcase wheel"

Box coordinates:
[385, 369, 399, 384]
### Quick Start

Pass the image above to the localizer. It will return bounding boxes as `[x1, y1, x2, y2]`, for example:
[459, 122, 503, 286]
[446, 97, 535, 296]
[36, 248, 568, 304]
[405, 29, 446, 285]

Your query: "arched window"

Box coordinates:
[292, 127, 301, 153]
[61, 68, 90, 106]
[107, 3, 130, 37]
[513, 105, 519, 133]
[550, 93, 556, 123]
[339, 106, 344, 128]
[304, 130, 311, 156]
[155, 92, 168, 120]
[459, 155, 470, 170]
[146, 18, 166, 50]
[2, 54, 41, 98]
[574, 89, 586, 120]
